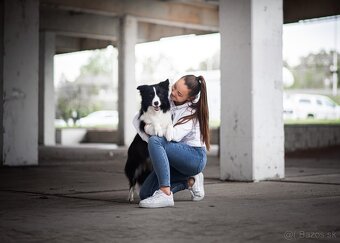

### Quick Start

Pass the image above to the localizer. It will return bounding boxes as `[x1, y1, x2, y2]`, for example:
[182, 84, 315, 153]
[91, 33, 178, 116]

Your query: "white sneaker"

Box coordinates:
[139, 189, 174, 208]
[188, 172, 205, 201]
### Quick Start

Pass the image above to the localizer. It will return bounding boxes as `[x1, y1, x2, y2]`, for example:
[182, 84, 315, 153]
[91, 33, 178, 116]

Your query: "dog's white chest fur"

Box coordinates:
[140, 107, 173, 141]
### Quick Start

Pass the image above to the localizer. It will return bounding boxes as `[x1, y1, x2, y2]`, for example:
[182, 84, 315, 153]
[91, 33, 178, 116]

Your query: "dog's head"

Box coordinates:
[137, 79, 170, 113]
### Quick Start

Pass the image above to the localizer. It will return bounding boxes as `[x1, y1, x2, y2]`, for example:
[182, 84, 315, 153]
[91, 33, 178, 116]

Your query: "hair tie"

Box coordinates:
[192, 91, 201, 104]
[197, 76, 202, 84]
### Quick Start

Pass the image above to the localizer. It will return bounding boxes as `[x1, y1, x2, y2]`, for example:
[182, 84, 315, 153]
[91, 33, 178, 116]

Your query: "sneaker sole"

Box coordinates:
[139, 202, 174, 208]
[192, 195, 204, 201]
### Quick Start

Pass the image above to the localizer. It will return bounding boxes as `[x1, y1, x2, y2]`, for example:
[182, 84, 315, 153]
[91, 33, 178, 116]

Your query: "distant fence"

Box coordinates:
[56, 125, 340, 152]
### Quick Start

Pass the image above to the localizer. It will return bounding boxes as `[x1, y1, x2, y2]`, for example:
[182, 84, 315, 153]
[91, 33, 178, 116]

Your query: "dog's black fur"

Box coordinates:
[124, 79, 171, 202]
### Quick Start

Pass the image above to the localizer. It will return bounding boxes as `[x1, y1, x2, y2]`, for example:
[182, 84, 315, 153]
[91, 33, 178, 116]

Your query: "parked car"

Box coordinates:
[283, 93, 340, 120]
[78, 110, 118, 127]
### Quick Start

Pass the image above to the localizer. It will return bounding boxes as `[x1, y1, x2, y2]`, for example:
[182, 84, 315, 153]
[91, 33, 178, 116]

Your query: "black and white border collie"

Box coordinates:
[124, 79, 173, 202]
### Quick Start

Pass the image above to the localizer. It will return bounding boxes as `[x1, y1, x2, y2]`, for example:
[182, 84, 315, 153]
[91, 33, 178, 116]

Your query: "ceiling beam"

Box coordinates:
[138, 22, 212, 42]
[40, 0, 340, 32]
[55, 36, 115, 54]
[54, 22, 212, 54]
[42, 6, 214, 51]
[40, 0, 219, 32]
[40, 8, 119, 40]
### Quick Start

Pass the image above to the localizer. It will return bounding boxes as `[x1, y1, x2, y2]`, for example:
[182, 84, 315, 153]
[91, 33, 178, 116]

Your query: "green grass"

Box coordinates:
[284, 119, 340, 125]
[209, 119, 340, 127]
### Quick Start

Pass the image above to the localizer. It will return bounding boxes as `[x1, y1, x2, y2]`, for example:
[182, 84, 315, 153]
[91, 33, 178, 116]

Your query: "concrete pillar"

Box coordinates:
[0, 1, 4, 165]
[39, 31, 56, 146]
[219, 0, 284, 181]
[117, 15, 137, 146]
[1, 0, 39, 166]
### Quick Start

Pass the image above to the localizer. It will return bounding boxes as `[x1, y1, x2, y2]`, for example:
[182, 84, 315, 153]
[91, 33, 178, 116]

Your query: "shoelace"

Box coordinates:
[146, 190, 168, 202]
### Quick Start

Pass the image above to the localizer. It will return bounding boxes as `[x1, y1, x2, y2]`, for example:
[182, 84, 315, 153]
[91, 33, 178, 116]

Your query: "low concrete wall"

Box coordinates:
[212, 125, 340, 153]
[284, 125, 340, 152]
[56, 125, 340, 152]
[56, 128, 87, 145]
[82, 129, 219, 144]
[85, 129, 118, 143]
[56, 128, 218, 145]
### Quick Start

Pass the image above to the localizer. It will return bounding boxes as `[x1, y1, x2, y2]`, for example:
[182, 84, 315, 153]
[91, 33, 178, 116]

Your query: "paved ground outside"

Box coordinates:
[1, 145, 340, 242]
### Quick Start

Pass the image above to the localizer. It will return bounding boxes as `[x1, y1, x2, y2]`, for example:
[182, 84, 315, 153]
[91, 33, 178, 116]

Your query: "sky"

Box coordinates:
[54, 16, 340, 86]
[283, 16, 339, 66]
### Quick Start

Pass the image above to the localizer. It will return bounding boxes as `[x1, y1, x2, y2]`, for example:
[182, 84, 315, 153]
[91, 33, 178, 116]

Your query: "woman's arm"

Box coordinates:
[171, 119, 194, 142]
[132, 113, 149, 142]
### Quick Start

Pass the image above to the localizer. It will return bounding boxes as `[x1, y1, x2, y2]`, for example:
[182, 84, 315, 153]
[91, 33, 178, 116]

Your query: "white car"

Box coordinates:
[283, 93, 340, 120]
[78, 110, 118, 127]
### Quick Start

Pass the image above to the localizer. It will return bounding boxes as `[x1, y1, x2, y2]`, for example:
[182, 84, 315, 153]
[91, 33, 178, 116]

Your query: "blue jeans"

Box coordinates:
[139, 136, 207, 200]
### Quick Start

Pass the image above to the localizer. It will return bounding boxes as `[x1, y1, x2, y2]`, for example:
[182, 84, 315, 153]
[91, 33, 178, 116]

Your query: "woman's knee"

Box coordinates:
[148, 136, 166, 148]
[196, 155, 207, 174]
[149, 135, 163, 143]
[196, 161, 206, 175]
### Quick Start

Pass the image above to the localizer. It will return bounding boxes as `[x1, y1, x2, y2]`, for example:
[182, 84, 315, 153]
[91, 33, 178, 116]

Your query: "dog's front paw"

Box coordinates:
[155, 129, 164, 137]
[154, 125, 163, 137]
[165, 125, 173, 141]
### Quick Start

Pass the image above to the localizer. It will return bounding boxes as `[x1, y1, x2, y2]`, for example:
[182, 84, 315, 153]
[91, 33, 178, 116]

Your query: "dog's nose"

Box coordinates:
[154, 101, 159, 106]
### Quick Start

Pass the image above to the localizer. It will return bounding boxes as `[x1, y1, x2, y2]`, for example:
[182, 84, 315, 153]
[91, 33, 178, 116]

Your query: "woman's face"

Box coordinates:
[170, 78, 191, 105]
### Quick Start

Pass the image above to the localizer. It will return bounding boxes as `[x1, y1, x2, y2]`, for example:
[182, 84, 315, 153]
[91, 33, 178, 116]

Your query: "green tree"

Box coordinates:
[56, 81, 100, 124]
[56, 48, 115, 125]
[289, 50, 340, 89]
[79, 49, 114, 77]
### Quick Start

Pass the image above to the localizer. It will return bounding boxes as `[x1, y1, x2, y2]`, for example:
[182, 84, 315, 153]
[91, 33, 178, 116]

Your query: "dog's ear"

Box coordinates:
[159, 79, 169, 90]
[137, 85, 147, 92]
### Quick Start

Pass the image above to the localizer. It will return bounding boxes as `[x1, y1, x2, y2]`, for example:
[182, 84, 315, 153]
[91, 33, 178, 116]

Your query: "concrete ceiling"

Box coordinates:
[39, 0, 340, 54]
[283, 0, 340, 23]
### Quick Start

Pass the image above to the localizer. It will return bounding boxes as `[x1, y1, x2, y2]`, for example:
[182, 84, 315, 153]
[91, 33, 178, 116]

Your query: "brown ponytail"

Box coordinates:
[174, 75, 210, 151]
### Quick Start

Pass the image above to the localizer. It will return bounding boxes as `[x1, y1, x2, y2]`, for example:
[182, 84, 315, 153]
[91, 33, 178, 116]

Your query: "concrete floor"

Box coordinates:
[1, 145, 340, 242]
